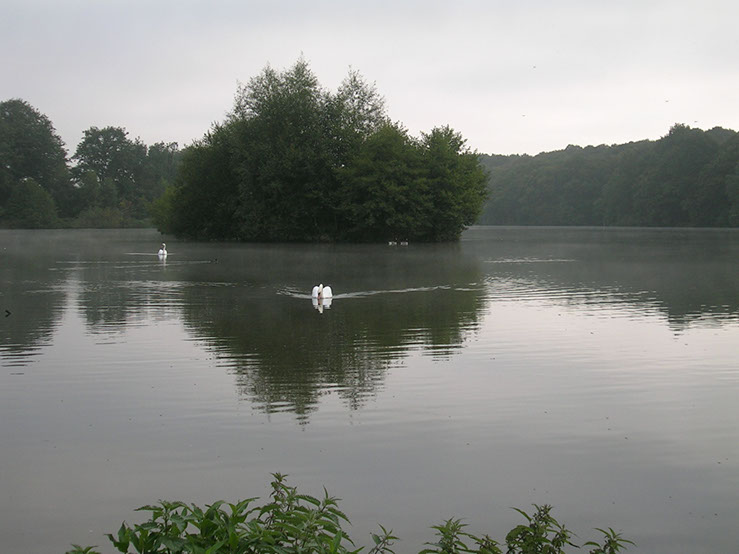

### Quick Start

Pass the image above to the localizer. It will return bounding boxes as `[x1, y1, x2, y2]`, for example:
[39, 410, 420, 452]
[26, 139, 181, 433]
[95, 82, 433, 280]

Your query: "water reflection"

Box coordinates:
[1, 227, 737, 392]
[177, 246, 486, 422]
[465, 226, 739, 329]
[0, 232, 68, 366]
[312, 296, 332, 313]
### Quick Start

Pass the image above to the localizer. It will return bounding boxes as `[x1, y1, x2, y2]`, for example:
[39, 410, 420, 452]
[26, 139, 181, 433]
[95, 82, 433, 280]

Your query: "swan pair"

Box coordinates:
[312, 284, 333, 313]
[158, 243, 167, 258]
[311, 284, 333, 299]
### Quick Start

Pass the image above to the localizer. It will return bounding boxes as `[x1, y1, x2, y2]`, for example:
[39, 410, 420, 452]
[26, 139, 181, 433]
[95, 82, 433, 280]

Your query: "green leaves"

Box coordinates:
[65, 545, 101, 554]
[420, 518, 495, 554]
[369, 525, 399, 554]
[504, 504, 576, 554]
[70, 476, 632, 554]
[583, 527, 635, 554]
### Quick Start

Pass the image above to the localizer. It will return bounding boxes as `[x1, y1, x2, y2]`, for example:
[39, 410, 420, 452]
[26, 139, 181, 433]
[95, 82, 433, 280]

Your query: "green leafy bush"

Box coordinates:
[68, 474, 632, 554]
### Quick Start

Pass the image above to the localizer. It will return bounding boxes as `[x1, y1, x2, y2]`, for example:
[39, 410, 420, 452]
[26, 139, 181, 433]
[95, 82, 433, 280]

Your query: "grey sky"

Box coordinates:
[3, 0, 738, 156]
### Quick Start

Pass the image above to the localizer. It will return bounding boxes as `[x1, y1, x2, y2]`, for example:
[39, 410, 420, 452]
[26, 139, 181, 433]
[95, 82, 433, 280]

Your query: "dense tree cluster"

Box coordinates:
[479, 124, 739, 227]
[159, 60, 488, 242]
[0, 98, 180, 228]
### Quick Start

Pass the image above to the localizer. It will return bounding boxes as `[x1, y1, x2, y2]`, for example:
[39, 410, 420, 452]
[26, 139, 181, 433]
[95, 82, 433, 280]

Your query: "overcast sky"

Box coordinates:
[3, 0, 738, 156]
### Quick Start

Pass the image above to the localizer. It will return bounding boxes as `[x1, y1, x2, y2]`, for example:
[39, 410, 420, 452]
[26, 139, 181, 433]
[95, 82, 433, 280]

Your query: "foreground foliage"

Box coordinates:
[68, 473, 632, 554]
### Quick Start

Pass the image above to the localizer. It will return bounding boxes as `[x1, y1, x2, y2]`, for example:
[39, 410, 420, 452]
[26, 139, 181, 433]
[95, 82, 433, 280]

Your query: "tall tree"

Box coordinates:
[142, 141, 180, 201]
[4, 178, 58, 227]
[166, 126, 239, 239]
[0, 99, 72, 219]
[337, 124, 425, 242]
[231, 59, 343, 240]
[327, 69, 388, 165]
[597, 141, 654, 226]
[72, 126, 147, 212]
[421, 126, 488, 241]
[632, 124, 718, 226]
[687, 133, 739, 226]
[726, 162, 739, 226]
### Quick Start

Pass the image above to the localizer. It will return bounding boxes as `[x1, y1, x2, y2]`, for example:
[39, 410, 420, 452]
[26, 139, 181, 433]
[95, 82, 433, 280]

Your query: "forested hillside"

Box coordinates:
[479, 124, 739, 227]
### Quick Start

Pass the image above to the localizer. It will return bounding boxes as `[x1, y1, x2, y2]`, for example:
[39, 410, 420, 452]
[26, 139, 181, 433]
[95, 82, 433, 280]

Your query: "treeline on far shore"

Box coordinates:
[478, 124, 739, 227]
[3, 90, 739, 234]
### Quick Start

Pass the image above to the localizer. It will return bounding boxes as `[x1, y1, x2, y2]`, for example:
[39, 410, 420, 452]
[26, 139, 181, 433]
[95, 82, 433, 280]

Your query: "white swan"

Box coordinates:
[311, 284, 333, 298]
[158, 243, 167, 258]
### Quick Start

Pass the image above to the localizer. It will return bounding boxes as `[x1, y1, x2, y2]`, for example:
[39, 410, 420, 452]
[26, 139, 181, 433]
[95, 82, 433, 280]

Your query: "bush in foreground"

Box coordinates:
[68, 473, 633, 554]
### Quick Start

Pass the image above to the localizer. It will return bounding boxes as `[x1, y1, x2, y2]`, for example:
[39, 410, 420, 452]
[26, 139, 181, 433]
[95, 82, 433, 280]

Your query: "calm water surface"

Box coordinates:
[1, 227, 738, 553]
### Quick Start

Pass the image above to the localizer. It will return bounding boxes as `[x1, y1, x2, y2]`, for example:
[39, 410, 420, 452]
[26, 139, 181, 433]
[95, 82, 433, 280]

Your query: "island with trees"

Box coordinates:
[152, 60, 488, 242]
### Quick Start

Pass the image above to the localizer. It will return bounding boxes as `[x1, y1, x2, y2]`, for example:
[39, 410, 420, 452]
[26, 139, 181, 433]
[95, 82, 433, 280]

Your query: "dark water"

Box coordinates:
[1, 227, 737, 553]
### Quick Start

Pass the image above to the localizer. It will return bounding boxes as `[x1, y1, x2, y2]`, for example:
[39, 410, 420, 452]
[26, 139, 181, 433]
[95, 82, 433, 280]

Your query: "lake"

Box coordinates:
[1, 226, 738, 553]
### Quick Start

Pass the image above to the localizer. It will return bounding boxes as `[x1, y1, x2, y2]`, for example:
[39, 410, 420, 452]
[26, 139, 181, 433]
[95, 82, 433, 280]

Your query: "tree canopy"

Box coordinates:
[160, 59, 488, 242]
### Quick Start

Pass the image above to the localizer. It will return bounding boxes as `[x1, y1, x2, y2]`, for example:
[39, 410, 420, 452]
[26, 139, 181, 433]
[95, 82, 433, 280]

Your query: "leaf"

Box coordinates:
[295, 493, 318, 503]
[331, 530, 343, 552]
[135, 504, 160, 513]
[204, 539, 226, 554]
[510, 507, 532, 523]
[65, 546, 101, 554]
[327, 506, 351, 524]
[159, 536, 187, 550]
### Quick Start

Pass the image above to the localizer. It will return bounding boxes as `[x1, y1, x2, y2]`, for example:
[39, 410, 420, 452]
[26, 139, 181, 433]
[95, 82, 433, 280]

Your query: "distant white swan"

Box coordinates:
[311, 284, 333, 298]
[158, 243, 167, 258]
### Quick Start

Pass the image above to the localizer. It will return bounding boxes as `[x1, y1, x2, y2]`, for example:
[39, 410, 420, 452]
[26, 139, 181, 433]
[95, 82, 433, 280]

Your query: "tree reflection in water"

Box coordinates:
[2, 228, 738, 423]
[177, 245, 487, 423]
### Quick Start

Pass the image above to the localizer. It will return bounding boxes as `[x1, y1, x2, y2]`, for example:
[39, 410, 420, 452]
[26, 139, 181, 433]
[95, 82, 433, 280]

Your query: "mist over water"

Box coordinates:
[1, 227, 738, 553]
